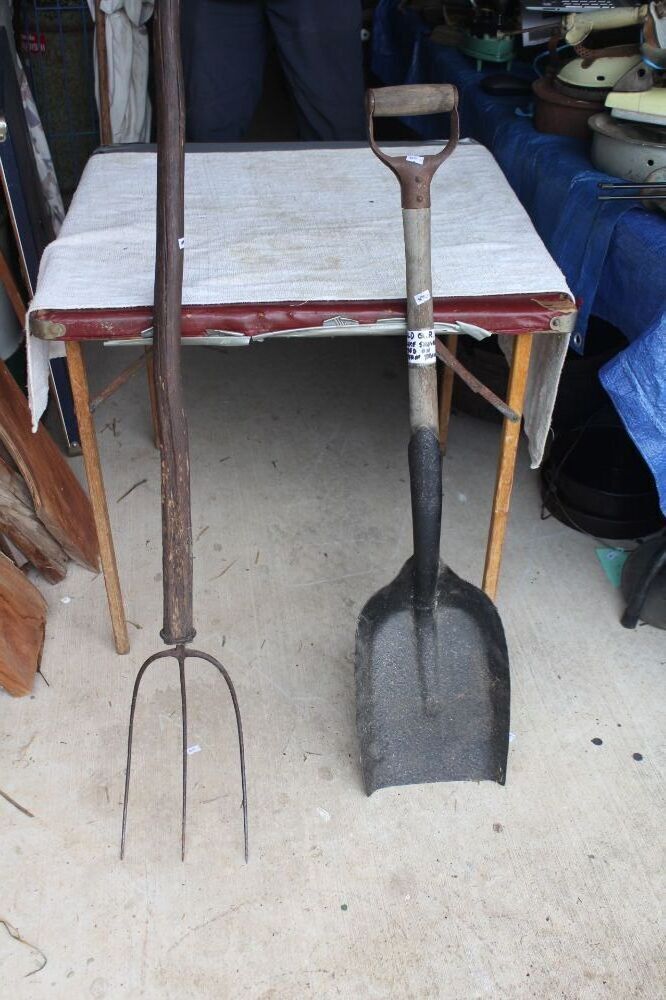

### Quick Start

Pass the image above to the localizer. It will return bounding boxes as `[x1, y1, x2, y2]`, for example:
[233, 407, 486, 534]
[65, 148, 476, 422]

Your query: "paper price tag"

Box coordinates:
[178, 237, 185, 250]
[414, 289, 431, 305]
[406, 154, 424, 165]
[407, 328, 436, 366]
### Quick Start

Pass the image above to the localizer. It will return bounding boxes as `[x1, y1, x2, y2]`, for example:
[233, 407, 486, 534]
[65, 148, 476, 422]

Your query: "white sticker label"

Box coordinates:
[414, 289, 431, 305]
[178, 237, 185, 250]
[407, 328, 436, 366]
[187, 744, 202, 755]
[406, 154, 425, 165]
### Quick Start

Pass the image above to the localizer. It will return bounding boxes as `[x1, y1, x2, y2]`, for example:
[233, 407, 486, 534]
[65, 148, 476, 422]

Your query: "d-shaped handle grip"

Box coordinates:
[366, 84, 459, 208]
[368, 83, 457, 117]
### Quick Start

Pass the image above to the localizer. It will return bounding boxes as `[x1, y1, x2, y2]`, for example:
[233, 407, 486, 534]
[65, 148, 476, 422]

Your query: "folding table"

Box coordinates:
[28, 141, 576, 653]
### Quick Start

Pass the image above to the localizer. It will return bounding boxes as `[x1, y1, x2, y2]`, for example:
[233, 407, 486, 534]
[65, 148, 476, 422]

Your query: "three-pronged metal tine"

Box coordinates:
[178, 649, 188, 862]
[187, 648, 249, 863]
[120, 647, 175, 860]
[120, 644, 248, 863]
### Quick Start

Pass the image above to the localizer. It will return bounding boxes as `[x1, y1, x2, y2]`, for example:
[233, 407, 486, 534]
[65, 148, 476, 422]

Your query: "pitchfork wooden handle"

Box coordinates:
[153, 0, 195, 645]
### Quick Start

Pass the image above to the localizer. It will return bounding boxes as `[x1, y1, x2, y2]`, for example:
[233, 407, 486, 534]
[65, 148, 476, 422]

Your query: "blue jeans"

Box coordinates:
[181, 0, 365, 140]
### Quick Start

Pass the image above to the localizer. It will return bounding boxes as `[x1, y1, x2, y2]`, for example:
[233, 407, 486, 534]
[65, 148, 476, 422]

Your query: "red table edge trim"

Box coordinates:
[30, 294, 577, 342]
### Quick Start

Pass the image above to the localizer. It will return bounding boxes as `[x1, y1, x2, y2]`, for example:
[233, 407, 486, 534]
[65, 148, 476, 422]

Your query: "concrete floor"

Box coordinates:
[2, 339, 663, 999]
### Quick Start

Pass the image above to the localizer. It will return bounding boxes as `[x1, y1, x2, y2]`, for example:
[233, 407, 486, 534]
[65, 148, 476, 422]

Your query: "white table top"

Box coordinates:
[29, 142, 571, 316]
[27, 142, 573, 466]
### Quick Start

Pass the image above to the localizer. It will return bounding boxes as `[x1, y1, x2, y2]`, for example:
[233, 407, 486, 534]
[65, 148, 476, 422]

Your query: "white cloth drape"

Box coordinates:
[88, 0, 154, 144]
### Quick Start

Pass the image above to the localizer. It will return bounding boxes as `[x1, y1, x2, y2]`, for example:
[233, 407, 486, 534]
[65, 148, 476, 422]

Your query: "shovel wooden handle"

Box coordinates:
[367, 84, 457, 117]
[366, 84, 461, 608]
[153, 0, 195, 646]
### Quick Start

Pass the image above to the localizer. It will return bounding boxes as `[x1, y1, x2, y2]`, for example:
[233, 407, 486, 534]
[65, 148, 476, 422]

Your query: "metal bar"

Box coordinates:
[598, 182, 666, 189]
[88, 350, 151, 412]
[597, 195, 666, 201]
[435, 338, 520, 422]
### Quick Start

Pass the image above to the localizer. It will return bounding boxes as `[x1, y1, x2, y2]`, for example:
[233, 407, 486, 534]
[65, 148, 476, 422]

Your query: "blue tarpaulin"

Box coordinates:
[372, 0, 666, 511]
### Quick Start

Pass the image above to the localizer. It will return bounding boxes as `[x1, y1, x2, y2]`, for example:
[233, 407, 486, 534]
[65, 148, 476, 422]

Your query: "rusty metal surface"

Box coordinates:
[88, 350, 151, 413]
[120, 643, 248, 862]
[435, 337, 520, 423]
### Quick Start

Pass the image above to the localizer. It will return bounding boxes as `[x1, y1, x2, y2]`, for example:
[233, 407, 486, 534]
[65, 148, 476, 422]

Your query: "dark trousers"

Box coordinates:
[181, 0, 365, 141]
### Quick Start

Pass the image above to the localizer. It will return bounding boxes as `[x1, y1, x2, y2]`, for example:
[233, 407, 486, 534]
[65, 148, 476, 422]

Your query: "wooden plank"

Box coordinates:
[0, 248, 27, 324]
[0, 455, 68, 583]
[0, 552, 47, 696]
[0, 360, 99, 572]
[95, 1, 113, 145]
[66, 343, 129, 654]
[482, 332, 534, 600]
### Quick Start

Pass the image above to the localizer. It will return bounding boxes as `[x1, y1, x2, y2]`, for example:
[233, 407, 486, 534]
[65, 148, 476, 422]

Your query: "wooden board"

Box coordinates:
[0, 361, 99, 572]
[0, 552, 46, 696]
[0, 455, 68, 583]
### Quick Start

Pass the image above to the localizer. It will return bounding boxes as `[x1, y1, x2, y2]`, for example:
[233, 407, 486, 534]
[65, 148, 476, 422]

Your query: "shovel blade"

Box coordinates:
[355, 558, 510, 795]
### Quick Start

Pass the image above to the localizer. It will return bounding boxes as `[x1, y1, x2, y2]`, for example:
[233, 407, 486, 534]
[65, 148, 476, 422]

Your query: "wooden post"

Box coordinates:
[66, 342, 129, 654]
[438, 331, 458, 455]
[152, 0, 195, 645]
[95, 1, 113, 145]
[482, 332, 534, 601]
[0, 249, 27, 324]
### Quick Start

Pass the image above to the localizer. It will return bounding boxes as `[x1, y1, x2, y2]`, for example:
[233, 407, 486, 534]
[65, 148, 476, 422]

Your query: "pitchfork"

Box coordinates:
[119, 0, 248, 862]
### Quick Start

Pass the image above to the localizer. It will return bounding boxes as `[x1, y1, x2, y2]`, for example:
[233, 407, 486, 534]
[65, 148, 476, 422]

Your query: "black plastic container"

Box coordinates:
[541, 410, 664, 539]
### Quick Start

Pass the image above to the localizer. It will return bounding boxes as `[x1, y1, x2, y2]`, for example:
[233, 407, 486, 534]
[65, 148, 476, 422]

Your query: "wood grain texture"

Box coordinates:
[369, 83, 456, 117]
[0, 455, 68, 583]
[403, 209, 438, 434]
[145, 347, 161, 450]
[0, 249, 26, 324]
[66, 342, 129, 655]
[153, 0, 195, 645]
[482, 332, 534, 599]
[0, 360, 99, 572]
[0, 551, 46, 696]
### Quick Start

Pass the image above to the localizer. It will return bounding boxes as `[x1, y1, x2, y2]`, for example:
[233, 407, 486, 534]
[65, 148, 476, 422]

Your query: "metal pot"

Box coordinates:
[533, 77, 604, 139]
[589, 112, 666, 181]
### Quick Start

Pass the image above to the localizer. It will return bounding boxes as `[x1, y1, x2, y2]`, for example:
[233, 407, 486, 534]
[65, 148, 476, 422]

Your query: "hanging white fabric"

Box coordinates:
[88, 0, 154, 144]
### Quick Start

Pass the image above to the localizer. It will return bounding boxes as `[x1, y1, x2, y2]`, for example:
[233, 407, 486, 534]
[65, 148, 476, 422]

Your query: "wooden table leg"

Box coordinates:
[144, 347, 160, 450]
[438, 332, 458, 456]
[66, 342, 129, 654]
[482, 332, 534, 601]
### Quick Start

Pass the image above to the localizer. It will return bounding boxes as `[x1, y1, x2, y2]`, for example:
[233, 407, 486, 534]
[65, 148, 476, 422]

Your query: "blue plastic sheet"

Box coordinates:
[372, 0, 666, 510]
[600, 319, 666, 512]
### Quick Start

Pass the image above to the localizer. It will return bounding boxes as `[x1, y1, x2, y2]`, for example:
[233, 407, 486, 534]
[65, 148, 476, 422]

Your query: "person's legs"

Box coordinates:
[266, 0, 365, 140]
[181, 0, 267, 141]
